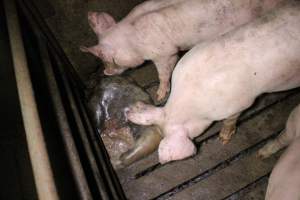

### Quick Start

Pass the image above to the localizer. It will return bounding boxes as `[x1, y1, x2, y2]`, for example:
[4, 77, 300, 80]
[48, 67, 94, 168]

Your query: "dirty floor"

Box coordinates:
[30, 0, 300, 199]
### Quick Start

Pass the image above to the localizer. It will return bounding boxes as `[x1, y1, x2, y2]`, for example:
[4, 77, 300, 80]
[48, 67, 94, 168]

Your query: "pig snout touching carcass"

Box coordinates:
[259, 104, 300, 200]
[126, 0, 300, 164]
[81, 0, 283, 100]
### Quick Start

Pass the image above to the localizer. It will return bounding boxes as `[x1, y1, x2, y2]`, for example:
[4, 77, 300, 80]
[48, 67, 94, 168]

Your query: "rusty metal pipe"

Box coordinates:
[3, 0, 59, 199]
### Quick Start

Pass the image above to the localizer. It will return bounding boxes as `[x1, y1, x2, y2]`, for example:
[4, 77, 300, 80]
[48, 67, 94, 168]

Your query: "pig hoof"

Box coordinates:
[257, 139, 283, 159]
[256, 151, 268, 160]
[257, 145, 275, 159]
[156, 86, 169, 101]
[220, 138, 230, 145]
[219, 127, 236, 144]
[256, 150, 271, 160]
[120, 126, 162, 167]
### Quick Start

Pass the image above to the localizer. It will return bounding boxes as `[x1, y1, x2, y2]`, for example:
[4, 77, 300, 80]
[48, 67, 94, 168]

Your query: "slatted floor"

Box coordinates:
[116, 63, 300, 200]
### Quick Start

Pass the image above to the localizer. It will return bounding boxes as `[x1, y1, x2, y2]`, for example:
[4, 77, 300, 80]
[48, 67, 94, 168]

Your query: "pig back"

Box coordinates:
[166, 0, 300, 120]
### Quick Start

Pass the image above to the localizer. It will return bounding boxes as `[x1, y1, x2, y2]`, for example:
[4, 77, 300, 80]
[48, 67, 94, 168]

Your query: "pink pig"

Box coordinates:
[258, 103, 300, 200]
[81, 0, 282, 100]
[125, 0, 300, 164]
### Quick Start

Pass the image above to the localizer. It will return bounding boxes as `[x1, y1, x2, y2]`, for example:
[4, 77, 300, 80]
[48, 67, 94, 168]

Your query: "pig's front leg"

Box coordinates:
[219, 113, 240, 144]
[154, 54, 179, 101]
[158, 127, 196, 164]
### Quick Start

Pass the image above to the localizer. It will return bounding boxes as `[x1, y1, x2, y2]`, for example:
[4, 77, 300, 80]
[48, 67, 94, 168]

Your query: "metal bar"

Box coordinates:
[16, 0, 127, 198]
[48, 44, 111, 200]
[3, 0, 59, 199]
[36, 34, 93, 200]
[47, 33, 127, 200]
[18, 2, 114, 198]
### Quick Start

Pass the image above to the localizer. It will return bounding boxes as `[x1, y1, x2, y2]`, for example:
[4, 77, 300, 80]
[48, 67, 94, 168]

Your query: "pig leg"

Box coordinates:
[158, 127, 196, 164]
[125, 101, 164, 126]
[258, 105, 300, 159]
[257, 129, 291, 159]
[219, 113, 240, 144]
[119, 125, 162, 168]
[154, 54, 179, 101]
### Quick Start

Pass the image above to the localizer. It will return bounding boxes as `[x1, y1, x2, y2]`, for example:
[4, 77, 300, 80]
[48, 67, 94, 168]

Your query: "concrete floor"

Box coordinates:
[28, 0, 300, 199]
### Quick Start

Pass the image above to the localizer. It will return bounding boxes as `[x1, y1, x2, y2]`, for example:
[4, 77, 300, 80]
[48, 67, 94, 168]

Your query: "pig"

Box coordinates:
[80, 0, 283, 100]
[258, 104, 300, 159]
[258, 104, 300, 200]
[125, 0, 300, 164]
[85, 75, 162, 168]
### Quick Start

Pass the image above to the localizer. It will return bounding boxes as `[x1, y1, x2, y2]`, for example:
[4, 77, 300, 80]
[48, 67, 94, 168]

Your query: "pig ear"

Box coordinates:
[80, 45, 102, 58]
[87, 11, 116, 36]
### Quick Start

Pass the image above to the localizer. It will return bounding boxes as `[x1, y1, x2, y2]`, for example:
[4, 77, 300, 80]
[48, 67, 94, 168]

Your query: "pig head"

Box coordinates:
[80, 11, 144, 75]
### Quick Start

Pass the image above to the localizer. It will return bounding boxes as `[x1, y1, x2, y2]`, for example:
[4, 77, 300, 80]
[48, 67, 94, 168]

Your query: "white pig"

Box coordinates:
[81, 0, 282, 100]
[125, 0, 300, 164]
[258, 104, 300, 200]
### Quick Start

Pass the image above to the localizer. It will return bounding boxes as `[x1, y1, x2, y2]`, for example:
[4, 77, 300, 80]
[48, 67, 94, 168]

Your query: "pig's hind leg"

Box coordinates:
[158, 127, 196, 164]
[154, 54, 179, 101]
[258, 106, 300, 159]
[219, 113, 240, 144]
[125, 101, 164, 126]
[119, 125, 162, 168]
[258, 129, 291, 159]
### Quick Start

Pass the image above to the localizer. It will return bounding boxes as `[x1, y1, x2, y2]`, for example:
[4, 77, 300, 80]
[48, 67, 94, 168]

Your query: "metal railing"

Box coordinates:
[4, 0, 126, 199]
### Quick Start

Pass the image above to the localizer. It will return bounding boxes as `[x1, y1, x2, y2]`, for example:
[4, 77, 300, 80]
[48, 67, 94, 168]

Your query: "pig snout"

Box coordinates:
[103, 63, 126, 76]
